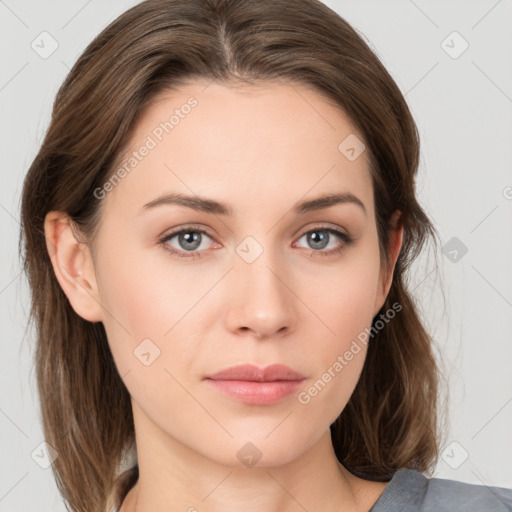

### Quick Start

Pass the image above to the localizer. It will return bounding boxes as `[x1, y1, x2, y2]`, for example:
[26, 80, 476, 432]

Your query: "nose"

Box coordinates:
[223, 247, 297, 340]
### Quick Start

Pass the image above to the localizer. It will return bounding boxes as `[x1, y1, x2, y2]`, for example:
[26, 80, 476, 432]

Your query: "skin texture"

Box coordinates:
[45, 80, 403, 512]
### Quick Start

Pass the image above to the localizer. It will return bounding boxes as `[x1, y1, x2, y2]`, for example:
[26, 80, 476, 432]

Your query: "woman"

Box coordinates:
[20, 0, 512, 511]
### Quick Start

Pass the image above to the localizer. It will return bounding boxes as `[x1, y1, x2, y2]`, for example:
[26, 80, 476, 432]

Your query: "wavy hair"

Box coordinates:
[20, 0, 443, 511]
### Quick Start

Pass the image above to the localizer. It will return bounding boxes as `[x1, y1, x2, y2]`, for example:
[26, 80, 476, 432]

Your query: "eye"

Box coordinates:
[159, 227, 217, 259]
[158, 224, 354, 260]
[293, 226, 354, 257]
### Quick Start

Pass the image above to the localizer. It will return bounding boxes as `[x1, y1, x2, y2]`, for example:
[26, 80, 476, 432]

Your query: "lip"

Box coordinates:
[204, 364, 305, 405]
[205, 363, 305, 382]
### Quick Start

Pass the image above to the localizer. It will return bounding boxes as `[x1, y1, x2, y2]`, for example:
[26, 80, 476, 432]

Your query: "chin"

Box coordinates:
[198, 430, 315, 470]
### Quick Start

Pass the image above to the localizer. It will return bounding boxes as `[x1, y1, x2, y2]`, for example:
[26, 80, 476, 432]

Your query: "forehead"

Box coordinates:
[101, 80, 374, 219]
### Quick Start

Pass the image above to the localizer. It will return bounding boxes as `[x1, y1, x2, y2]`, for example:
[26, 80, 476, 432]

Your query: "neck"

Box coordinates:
[119, 406, 386, 512]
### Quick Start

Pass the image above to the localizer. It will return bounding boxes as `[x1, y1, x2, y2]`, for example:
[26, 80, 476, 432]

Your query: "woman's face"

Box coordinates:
[75, 80, 399, 467]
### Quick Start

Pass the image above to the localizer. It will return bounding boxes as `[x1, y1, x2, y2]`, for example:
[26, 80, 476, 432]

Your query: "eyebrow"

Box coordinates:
[141, 191, 367, 216]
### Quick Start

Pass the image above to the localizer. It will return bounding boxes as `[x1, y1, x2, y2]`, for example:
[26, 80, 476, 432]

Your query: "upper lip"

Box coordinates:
[205, 364, 305, 382]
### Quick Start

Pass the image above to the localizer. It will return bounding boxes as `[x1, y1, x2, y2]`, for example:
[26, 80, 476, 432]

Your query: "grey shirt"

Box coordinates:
[369, 468, 512, 511]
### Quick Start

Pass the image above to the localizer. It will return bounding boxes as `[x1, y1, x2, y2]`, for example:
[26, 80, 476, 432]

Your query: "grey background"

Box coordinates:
[1, 0, 511, 510]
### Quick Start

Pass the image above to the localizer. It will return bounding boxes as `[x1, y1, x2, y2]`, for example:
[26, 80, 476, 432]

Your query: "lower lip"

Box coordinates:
[205, 379, 304, 405]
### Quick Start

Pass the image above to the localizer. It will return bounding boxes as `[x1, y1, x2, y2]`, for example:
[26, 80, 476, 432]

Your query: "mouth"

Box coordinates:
[204, 364, 306, 405]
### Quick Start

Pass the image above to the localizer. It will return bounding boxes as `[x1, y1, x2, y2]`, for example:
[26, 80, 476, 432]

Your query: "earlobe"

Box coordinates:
[373, 210, 404, 316]
[44, 212, 103, 323]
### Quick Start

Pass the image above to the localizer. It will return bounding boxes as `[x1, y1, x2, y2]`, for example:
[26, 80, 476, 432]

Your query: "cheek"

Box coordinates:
[295, 239, 380, 411]
[301, 237, 381, 346]
[94, 237, 195, 337]
[91, 241, 165, 377]
[93, 238, 220, 390]
[94, 251, 203, 433]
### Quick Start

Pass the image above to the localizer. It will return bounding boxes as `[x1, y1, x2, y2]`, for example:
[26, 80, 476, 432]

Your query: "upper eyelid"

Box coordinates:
[159, 224, 214, 239]
[291, 222, 350, 240]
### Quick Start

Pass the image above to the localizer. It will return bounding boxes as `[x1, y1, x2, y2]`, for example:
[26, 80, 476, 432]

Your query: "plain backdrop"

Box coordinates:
[1, 0, 511, 510]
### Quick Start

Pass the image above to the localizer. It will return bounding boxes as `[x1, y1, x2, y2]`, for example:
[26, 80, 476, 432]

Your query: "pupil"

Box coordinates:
[180, 231, 201, 250]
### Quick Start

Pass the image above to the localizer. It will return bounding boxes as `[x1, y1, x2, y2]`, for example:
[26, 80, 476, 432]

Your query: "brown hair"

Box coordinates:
[20, 0, 443, 511]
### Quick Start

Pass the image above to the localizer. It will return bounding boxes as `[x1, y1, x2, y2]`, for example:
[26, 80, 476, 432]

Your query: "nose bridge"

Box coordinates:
[237, 231, 287, 286]
[224, 233, 296, 337]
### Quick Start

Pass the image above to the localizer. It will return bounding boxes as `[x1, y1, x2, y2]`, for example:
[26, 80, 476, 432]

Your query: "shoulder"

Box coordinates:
[371, 468, 512, 512]
[422, 471, 512, 511]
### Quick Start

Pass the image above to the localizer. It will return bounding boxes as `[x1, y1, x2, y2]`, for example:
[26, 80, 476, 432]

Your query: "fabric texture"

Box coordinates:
[370, 468, 512, 511]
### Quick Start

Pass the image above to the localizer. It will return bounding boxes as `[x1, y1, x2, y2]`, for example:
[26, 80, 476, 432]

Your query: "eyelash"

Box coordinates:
[158, 224, 354, 260]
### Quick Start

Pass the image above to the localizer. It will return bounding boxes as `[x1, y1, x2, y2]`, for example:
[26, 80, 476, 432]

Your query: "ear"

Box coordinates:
[44, 211, 103, 322]
[373, 210, 404, 316]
